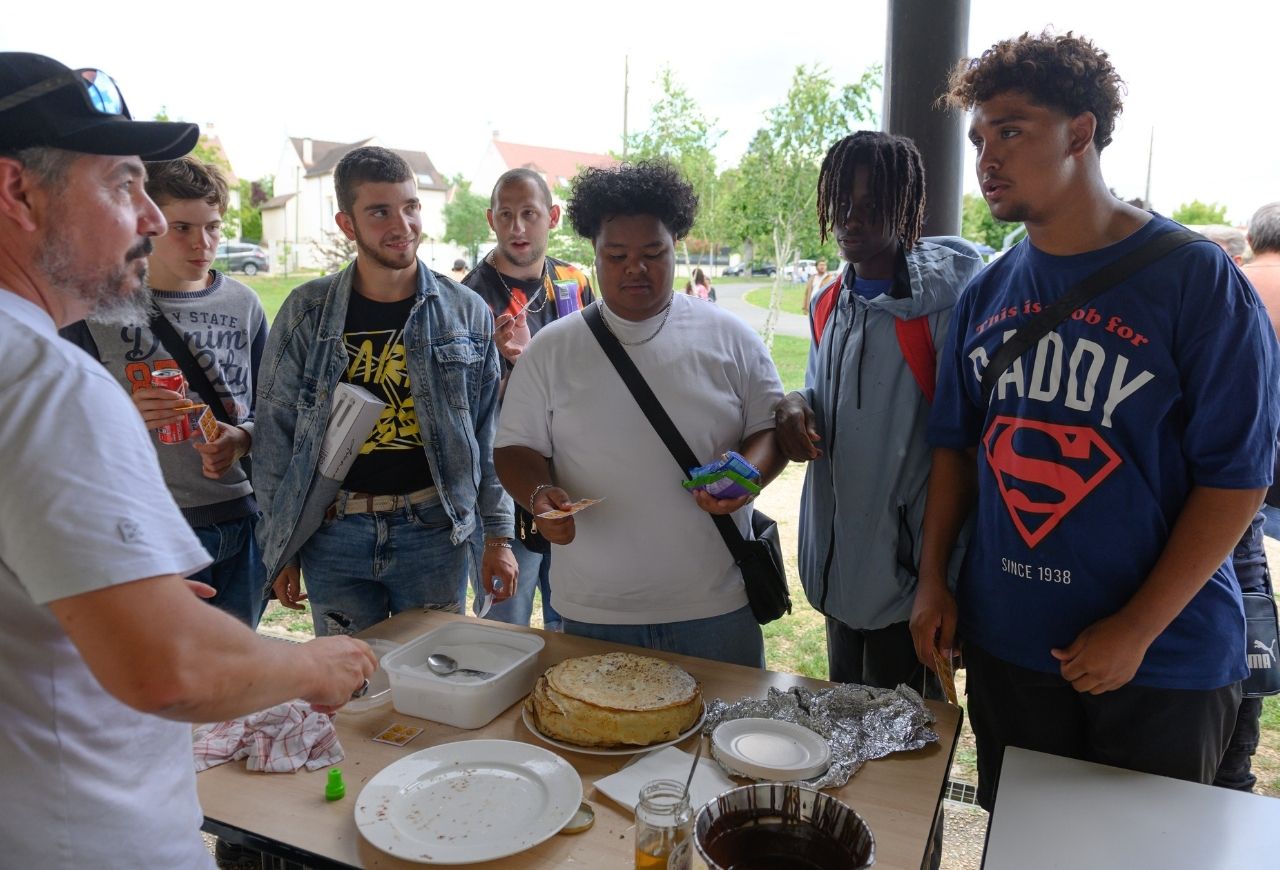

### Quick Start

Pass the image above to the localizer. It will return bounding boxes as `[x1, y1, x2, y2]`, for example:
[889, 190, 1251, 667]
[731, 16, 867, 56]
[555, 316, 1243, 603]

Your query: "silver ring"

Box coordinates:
[351, 678, 370, 699]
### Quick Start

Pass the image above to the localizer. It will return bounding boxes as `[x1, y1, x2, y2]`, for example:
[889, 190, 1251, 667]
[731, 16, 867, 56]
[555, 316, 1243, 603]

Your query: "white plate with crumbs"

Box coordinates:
[355, 739, 581, 864]
[711, 718, 832, 781]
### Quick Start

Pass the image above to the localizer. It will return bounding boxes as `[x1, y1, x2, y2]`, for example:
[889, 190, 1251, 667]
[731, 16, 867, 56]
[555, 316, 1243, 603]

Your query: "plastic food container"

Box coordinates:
[382, 622, 545, 729]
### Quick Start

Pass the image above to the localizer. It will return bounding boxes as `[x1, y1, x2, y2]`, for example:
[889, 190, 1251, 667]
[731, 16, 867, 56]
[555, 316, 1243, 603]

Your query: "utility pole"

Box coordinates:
[1144, 127, 1154, 209]
[622, 55, 629, 158]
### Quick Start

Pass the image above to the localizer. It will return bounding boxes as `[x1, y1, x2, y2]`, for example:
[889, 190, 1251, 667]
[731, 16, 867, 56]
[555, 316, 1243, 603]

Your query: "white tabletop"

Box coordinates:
[983, 747, 1280, 869]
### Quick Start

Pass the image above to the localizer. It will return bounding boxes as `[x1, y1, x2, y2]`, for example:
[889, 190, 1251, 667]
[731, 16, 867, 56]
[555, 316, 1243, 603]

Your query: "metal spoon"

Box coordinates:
[426, 652, 494, 679]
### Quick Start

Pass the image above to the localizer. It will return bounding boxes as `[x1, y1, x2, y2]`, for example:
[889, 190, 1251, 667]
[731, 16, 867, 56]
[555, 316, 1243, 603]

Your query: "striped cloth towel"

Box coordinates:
[193, 701, 343, 773]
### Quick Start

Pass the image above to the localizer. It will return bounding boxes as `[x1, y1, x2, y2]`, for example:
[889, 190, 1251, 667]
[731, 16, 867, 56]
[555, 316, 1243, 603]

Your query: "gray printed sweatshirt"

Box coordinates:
[61, 272, 267, 527]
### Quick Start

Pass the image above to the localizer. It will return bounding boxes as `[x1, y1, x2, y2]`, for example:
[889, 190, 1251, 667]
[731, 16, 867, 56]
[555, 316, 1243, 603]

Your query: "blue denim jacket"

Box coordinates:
[253, 261, 513, 581]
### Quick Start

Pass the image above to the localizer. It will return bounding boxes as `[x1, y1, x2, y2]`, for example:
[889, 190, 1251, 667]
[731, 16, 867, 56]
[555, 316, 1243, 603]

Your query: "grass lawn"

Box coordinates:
[770, 335, 810, 393]
[241, 271, 321, 321]
[745, 284, 809, 317]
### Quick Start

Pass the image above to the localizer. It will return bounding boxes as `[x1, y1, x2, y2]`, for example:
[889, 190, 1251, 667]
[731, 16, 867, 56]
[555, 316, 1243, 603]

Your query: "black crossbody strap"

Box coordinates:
[582, 303, 750, 558]
[980, 228, 1204, 404]
[148, 311, 234, 426]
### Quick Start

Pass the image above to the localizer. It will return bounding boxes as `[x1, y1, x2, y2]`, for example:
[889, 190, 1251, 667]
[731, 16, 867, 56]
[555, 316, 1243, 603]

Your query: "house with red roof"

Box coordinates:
[472, 135, 617, 205]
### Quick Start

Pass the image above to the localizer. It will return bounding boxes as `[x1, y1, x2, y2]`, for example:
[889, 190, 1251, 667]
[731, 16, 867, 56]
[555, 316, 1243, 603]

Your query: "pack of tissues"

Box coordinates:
[683, 451, 761, 500]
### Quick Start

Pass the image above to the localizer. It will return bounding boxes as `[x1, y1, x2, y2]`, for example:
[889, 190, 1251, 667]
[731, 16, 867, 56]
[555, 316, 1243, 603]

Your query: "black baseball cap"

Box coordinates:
[0, 53, 198, 160]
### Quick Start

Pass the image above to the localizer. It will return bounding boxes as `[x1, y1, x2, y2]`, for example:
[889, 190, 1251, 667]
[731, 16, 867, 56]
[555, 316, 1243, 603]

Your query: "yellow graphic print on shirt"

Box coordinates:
[343, 327, 422, 454]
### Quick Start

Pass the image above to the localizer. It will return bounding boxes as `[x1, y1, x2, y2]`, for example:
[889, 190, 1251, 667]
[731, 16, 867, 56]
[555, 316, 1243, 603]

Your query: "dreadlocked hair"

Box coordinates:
[816, 131, 926, 250]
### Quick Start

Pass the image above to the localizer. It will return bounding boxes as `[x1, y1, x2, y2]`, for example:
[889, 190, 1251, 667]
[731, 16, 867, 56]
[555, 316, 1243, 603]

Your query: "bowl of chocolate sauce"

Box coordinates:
[693, 783, 874, 869]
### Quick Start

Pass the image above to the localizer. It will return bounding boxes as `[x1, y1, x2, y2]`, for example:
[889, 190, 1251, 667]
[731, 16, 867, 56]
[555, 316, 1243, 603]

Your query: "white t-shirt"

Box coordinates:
[496, 294, 783, 624]
[0, 291, 214, 869]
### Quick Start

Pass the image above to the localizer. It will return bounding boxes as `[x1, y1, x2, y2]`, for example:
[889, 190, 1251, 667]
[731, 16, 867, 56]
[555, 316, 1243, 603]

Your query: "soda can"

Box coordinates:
[553, 280, 581, 318]
[151, 368, 192, 444]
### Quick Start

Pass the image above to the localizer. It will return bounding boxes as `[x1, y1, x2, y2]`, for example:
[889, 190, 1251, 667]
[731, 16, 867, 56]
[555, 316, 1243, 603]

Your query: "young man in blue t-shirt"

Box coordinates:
[911, 31, 1280, 811]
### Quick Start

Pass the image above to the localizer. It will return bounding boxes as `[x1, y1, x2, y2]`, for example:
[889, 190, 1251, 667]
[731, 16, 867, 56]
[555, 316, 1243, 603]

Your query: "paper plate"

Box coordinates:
[521, 701, 705, 757]
[355, 739, 582, 864]
[711, 718, 831, 781]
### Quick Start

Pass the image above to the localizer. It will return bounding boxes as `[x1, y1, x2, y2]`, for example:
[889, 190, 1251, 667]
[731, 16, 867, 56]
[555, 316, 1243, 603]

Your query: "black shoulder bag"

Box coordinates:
[148, 310, 251, 476]
[979, 228, 1202, 403]
[583, 303, 791, 625]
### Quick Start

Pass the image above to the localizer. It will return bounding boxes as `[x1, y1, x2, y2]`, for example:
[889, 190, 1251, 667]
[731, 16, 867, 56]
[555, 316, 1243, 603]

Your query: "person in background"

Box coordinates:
[0, 51, 375, 869]
[493, 161, 786, 667]
[685, 266, 712, 300]
[450, 257, 468, 282]
[62, 156, 268, 628]
[802, 258, 832, 313]
[462, 167, 594, 629]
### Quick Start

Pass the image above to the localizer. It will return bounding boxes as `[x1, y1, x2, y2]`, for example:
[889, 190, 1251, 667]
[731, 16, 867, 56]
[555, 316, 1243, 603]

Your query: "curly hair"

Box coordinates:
[945, 30, 1126, 151]
[566, 160, 698, 241]
[817, 131, 925, 250]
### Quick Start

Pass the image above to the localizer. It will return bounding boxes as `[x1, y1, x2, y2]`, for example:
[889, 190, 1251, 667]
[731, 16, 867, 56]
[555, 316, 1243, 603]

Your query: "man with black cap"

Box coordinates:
[0, 53, 378, 868]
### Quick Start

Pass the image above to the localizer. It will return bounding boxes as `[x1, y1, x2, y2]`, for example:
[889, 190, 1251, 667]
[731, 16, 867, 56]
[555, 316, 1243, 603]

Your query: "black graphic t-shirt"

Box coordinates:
[340, 290, 433, 495]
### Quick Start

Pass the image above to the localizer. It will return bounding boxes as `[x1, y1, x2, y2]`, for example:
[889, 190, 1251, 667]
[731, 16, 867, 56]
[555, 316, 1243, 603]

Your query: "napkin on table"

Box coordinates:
[594, 745, 736, 812]
[193, 701, 343, 773]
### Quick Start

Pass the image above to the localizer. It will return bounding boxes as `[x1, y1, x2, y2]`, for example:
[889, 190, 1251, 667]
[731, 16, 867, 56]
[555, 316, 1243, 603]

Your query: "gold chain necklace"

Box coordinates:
[488, 252, 548, 314]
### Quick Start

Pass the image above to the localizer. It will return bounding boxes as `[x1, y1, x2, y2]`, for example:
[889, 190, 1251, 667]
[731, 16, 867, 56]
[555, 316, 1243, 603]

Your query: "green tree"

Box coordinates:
[623, 68, 723, 273]
[442, 175, 491, 264]
[546, 180, 596, 274]
[962, 193, 1020, 251]
[1172, 200, 1229, 226]
[726, 65, 880, 346]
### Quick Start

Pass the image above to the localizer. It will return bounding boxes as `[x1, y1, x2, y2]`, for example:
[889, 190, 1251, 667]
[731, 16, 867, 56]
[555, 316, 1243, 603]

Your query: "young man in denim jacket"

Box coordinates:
[254, 146, 516, 636]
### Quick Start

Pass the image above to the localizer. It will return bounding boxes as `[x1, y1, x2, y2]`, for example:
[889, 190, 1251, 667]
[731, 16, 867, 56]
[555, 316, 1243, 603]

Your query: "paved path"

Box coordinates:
[712, 279, 812, 339]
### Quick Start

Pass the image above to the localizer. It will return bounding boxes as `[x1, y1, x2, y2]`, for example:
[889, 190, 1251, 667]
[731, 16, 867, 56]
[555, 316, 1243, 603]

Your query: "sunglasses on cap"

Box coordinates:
[0, 68, 128, 117]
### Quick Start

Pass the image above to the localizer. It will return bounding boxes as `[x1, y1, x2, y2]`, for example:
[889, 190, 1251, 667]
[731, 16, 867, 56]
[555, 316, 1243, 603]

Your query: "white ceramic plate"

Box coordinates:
[521, 702, 706, 757]
[354, 739, 582, 864]
[711, 718, 832, 781]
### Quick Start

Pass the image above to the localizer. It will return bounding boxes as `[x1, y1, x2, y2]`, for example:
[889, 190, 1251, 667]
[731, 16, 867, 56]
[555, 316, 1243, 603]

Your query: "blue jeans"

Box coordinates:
[470, 534, 561, 629]
[299, 495, 467, 637]
[191, 513, 267, 629]
[1262, 504, 1280, 541]
[563, 604, 765, 668]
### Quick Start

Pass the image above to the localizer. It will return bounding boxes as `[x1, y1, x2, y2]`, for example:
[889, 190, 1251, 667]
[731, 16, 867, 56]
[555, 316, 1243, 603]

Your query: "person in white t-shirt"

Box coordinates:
[0, 53, 377, 870]
[493, 161, 786, 667]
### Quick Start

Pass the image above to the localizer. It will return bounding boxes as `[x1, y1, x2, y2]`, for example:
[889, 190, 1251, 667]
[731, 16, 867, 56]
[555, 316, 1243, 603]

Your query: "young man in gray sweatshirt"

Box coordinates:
[63, 157, 267, 627]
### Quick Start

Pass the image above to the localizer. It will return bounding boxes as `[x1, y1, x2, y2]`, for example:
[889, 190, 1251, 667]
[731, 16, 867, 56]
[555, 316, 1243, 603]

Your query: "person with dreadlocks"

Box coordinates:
[775, 131, 983, 693]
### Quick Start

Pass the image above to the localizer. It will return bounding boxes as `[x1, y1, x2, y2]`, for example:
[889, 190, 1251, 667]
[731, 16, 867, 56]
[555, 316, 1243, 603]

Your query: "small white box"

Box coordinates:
[382, 622, 545, 729]
[317, 383, 385, 479]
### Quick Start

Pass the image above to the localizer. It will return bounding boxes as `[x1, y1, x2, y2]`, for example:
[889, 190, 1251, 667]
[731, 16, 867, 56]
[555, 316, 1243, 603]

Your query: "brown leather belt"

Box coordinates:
[326, 485, 438, 520]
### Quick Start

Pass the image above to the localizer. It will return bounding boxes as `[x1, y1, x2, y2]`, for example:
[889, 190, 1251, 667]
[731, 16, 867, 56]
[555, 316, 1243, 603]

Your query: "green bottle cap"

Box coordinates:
[325, 768, 346, 801]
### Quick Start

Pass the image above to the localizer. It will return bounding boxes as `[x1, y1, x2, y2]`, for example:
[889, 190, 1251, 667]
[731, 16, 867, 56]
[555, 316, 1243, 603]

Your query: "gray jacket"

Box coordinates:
[798, 237, 983, 630]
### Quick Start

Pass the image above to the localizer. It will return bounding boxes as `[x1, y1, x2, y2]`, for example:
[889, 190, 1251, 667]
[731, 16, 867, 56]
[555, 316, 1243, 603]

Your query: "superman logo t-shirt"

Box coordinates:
[927, 214, 1279, 689]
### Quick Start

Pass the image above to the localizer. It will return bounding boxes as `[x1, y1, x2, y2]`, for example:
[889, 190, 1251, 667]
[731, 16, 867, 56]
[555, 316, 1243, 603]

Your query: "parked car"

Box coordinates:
[215, 242, 269, 276]
[788, 259, 816, 282]
[725, 262, 776, 277]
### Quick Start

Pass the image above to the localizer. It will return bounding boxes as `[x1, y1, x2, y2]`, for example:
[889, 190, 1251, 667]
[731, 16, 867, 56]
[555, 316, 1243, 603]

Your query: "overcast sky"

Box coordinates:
[6, 0, 1278, 225]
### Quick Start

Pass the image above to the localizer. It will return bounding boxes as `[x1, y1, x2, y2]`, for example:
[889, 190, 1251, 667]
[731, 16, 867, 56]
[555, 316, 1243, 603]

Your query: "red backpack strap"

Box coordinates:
[810, 274, 842, 345]
[895, 315, 937, 403]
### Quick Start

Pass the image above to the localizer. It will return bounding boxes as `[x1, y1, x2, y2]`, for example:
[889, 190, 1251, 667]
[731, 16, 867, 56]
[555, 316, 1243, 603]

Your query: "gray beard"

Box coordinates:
[37, 233, 155, 325]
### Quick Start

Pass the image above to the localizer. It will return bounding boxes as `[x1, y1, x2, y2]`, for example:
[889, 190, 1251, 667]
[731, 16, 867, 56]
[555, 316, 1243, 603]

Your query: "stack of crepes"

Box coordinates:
[525, 652, 703, 748]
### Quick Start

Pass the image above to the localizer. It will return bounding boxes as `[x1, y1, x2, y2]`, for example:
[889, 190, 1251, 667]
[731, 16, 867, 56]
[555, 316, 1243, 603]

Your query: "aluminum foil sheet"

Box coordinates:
[702, 684, 938, 790]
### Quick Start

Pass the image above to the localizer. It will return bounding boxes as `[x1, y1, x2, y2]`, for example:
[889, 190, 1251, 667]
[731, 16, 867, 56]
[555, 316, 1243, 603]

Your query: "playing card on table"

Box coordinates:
[537, 497, 604, 519]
